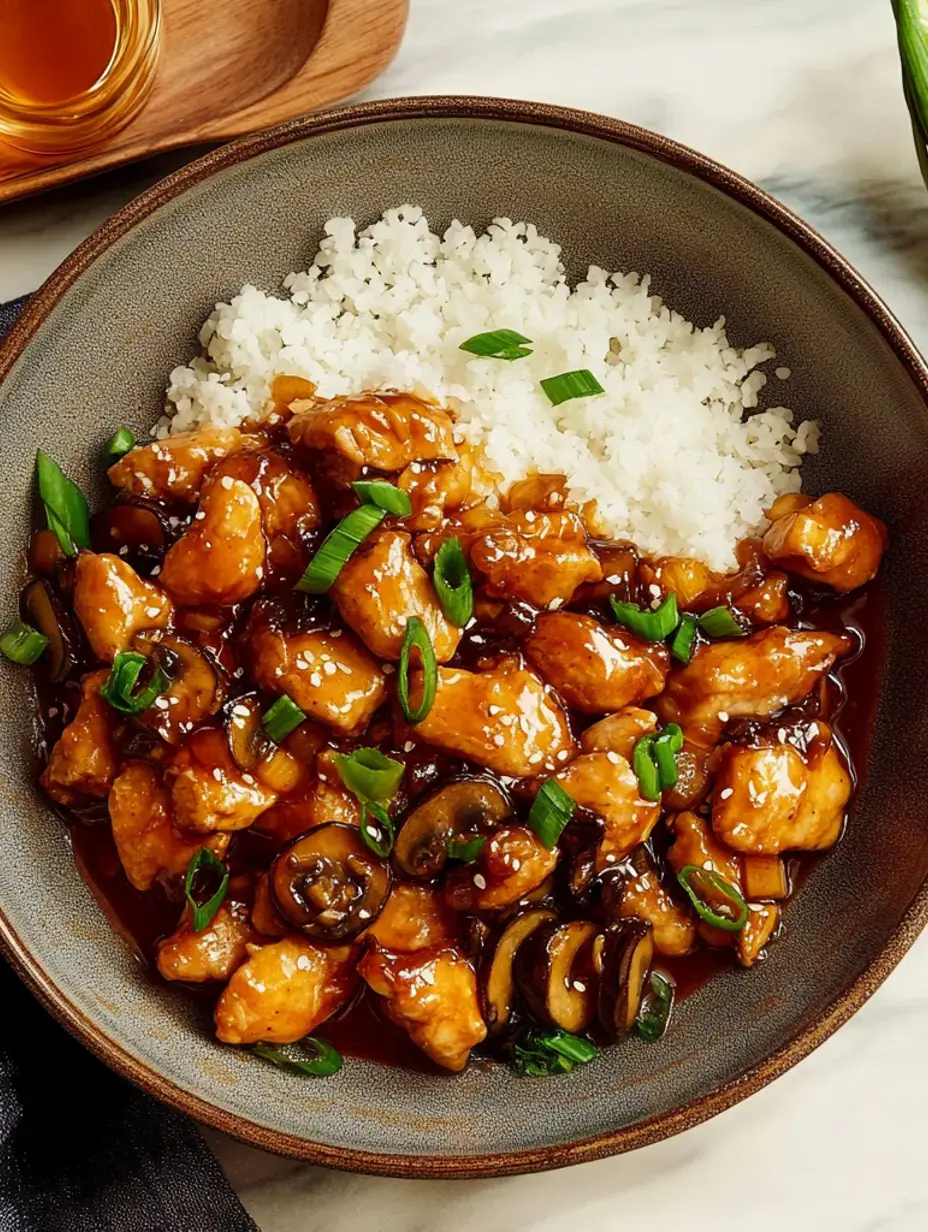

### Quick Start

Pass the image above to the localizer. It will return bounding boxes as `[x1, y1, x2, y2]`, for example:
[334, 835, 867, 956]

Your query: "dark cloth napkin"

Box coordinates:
[0, 296, 259, 1232]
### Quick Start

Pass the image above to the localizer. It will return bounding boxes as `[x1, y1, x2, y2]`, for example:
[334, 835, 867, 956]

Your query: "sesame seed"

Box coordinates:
[719, 787, 734, 800]
[382, 663, 395, 675]
[145, 606, 161, 619]
[718, 711, 729, 723]
[358, 908, 371, 920]
[403, 741, 416, 753]
[492, 734, 505, 746]
[488, 705, 500, 716]
[154, 697, 169, 710]
[606, 751, 621, 764]
[212, 768, 222, 781]
[648, 584, 661, 597]
[232, 705, 251, 718]
[557, 749, 569, 761]
[511, 858, 521, 871]
[47, 707, 58, 719]
[573, 980, 587, 993]
[473, 873, 487, 889]
[524, 510, 536, 523]
[221, 475, 234, 490]
[242, 773, 255, 786]
[195, 511, 206, 520]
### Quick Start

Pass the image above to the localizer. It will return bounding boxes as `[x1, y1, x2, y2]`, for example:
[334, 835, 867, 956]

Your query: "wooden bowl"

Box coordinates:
[1, 98, 926, 1177]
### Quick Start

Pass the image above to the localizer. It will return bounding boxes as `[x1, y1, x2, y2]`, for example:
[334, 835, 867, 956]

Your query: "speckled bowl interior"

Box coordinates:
[2, 100, 928, 1177]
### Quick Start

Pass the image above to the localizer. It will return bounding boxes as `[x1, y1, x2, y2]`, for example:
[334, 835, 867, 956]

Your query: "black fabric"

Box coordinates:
[0, 296, 259, 1232]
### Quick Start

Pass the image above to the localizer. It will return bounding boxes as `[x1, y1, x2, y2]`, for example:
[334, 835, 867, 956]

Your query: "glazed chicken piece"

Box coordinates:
[357, 945, 487, 1072]
[40, 670, 119, 806]
[396, 442, 489, 531]
[712, 723, 851, 853]
[736, 902, 781, 968]
[469, 510, 603, 608]
[504, 473, 573, 514]
[734, 573, 791, 624]
[167, 727, 280, 834]
[554, 752, 660, 869]
[580, 707, 658, 760]
[524, 612, 669, 713]
[615, 857, 697, 957]
[409, 659, 576, 777]
[656, 626, 852, 746]
[639, 552, 789, 623]
[331, 530, 461, 662]
[288, 391, 458, 472]
[763, 492, 888, 592]
[156, 900, 257, 983]
[638, 556, 715, 609]
[73, 552, 172, 662]
[160, 473, 266, 606]
[256, 748, 362, 843]
[666, 809, 745, 950]
[365, 883, 458, 951]
[107, 427, 246, 503]
[214, 937, 357, 1045]
[251, 875, 289, 937]
[247, 624, 386, 735]
[444, 827, 558, 912]
[108, 761, 229, 892]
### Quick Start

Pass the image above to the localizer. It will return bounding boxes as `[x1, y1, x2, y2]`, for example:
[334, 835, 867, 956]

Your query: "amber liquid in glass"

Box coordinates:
[0, 0, 119, 107]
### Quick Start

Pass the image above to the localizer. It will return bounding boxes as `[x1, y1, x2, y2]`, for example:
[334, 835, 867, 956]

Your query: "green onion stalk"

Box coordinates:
[893, 0, 928, 188]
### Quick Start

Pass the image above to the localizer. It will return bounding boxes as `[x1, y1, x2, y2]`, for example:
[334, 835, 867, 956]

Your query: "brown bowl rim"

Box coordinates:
[1, 95, 926, 1179]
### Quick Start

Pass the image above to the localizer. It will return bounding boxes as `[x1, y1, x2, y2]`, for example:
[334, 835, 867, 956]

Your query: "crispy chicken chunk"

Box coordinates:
[40, 670, 119, 805]
[712, 724, 851, 853]
[256, 748, 362, 842]
[524, 612, 669, 713]
[156, 900, 256, 983]
[214, 937, 356, 1045]
[638, 556, 714, 609]
[107, 427, 245, 503]
[167, 728, 279, 834]
[734, 573, 791, 624]
[554, 752, 660, 869]
[397, 442, 489, 530]
[580, 707, 658, 760]
[365, 884, 457, 951]
[469, 510, 603, 608]
[331, 530, 461, 662]
[444, 826, 558, 912]
[616, 858, 697, 957]
[357, 945, 487, 1072]
[73, 552, 172, 662]
[109, 761, 228, 892]
[657, 626, 852, 746]
[763, 492, 888, 592]
[288, 391, 457, 471]
[666, 809, 744, 949]
[410, 660, 575, 776]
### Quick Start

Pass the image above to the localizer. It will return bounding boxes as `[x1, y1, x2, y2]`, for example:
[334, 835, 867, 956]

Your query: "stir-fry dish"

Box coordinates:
[2, 375, 887, 1080]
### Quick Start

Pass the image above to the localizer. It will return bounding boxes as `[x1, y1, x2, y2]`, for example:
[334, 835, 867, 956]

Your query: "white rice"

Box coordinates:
[158, 205, 818, 571]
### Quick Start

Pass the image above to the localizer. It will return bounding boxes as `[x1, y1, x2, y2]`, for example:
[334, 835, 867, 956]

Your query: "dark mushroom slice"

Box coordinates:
[132, 630, 226, 745]
[21, 579, 78, 681]
[594, 919, 654, 1037]
[269, 822, 392, 943]
[223, 694, 271, 773]
[482, 907, 555, 1035]
[394, 778, 511, 879]
[91, 499, 171, 574]
[514, 918, 598, 1033]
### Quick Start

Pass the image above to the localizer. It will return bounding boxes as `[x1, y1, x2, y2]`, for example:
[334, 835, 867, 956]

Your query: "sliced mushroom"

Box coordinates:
[483, 908, 555, 1034]
[269, 822, 392, 943]
[595, 920, 654, 1037]
[514, 918, 598, 1033]
[21, 579, 78, 681]
[224, 694, 270, 772]
[91, 499, 171, 574]
[394, 778, 511, 879]
[133, 631, 225, 745]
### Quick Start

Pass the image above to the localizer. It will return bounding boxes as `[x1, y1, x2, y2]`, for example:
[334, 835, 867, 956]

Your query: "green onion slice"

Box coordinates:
[528, 780, 576, 849]
[0, 619, 48, 666]
[635, 972, 675, 1042]
[184, 847, 230, 933]
[610, 593, 679, 642]
[360, 800, 395, 858]
[397, 616, 437, 724]
[652, 724, 683, 791]
[105, 427, 137, 459]
[670, 613, 699, 664]
[512, 1028, 598, 1078]
[632, 736, 662, 802]
[698, 605, 746, 638]
[295, 504, 386, 593]
[350, 480, 413, 517]
[36, 451, 91, 559]
[459, 329, 533, 360]
[335, 747, 404, 804]
[432, 537, 473, 627]
[100, 651, 169, 715]
[446, 835, 486, 863]
[253, 1037, 343, 1079]
[540, 369, 605, 406]
[677, 865, 749, 933]
[262, 694, 306, 744]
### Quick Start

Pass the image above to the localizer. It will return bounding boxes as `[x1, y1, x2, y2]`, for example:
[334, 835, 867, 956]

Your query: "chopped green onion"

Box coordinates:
[698, 605, 745, 638]
[652, 724, 683, 791]
[397, 616, 437, 724]
[670, 613, 699, 664]
[446, 835, 486, 863]
[432, 537, 473, 627]
[295, 504, 386, 593]
[350, 480, 413, 517]
[632, 736, 662, 802]
[635, 972, 675, 1042]
[512, 1028, 598, 1077]
[262, 694, 306, 744]
[677, 865, 748, 933]
[99, 651, 169, 715]
[0, 619, 48, 665]
[528, 780, 576, 849]
[540, 369, 605, 406]
[36, 451, 90, 559]
[253, 1037, 343, 1078]
[610, 593, 679, 642]
[335, 747, 404, 804]
[360, 801, 395, 858]
[184, 848, 229, 933]
[105, 427, 136, 459]
[895, 0, 928, 190]
[459, 329, 533, 360]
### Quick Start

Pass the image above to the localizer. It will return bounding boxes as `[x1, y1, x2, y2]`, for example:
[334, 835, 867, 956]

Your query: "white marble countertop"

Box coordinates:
[3, 0, 928, 1227]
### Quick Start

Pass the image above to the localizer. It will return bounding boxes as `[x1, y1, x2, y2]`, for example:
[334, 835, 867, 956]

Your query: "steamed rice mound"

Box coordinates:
[160, 205, 818, 571]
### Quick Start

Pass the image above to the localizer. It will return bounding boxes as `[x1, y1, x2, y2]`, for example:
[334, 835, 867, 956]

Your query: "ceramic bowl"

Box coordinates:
[1, 98, 927, 1178]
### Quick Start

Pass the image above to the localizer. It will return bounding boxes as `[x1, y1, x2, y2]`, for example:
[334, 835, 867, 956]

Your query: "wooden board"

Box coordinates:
[0, 0, 409, 203]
